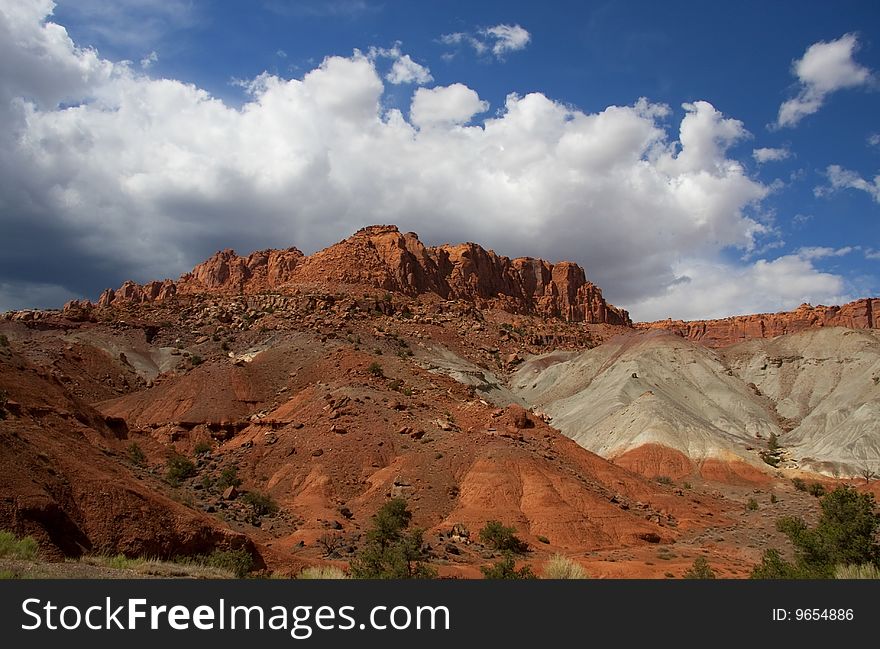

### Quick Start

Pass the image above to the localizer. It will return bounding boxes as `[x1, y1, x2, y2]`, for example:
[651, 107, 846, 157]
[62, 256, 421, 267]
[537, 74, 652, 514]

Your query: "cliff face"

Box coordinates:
[636, 299, 879, 347]
[87, 225, 630, 325]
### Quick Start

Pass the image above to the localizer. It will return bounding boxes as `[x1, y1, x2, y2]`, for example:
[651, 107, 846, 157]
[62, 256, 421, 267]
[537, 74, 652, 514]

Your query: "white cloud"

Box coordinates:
[386, 54, 432, 85]
[0, 3, 815, 321]
[865, 249, 880, 261]
[776, 33, 873, 128]
[410, 83, 488, 127]
[439, 23, 530, 60]
[752, 146, 790, 163]
[631, 253, 850, 321]
[796, 245, 854, 260]
[869, 133, 880, 147]
[481, 24, 531, 56]
[367, 44, 432, 85]
[140, 50, 158, 69]
[817, 164, 880, 202]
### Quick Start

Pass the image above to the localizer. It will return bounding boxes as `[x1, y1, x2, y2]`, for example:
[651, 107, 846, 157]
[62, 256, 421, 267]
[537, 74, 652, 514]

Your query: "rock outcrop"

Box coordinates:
[80, 225, 630, 325]
[636, 299, 879, 347]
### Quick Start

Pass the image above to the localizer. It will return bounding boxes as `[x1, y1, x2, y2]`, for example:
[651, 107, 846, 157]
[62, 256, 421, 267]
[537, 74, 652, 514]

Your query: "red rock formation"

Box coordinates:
[636, 299, 879, 347]
[88, 225, 630, 325]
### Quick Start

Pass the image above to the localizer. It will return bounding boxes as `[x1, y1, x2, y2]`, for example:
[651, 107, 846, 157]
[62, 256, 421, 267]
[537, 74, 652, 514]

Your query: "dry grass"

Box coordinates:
[297, 565, 349, 579]
[76, 554, 236, 579]
[542, 554, 589, 579]
[834, 564, 880, 579]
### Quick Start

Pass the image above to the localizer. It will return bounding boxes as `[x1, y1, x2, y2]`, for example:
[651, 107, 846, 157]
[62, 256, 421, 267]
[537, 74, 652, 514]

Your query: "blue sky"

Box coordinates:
[0, 0, 878, 320]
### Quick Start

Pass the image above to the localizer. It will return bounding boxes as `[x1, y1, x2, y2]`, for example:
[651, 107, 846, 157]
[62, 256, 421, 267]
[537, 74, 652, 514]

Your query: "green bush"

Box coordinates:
[747, 498, 759, 511]
[751, 486, 880, 579]
[807, 482, 826, 498]
[683, 556, 716, 579]
[479, 520, 529, 554]
[195, 549, 254, 578]
[770, 493, 778, 504]
[166, 455, 196, 486]
[480, 553, 536, 579]
[349, 498, 436, 579]
[542, 554, 588, 579]
[655, 476, 673, 485]
[367, 361, 384, 377]
[536, 535, 550, 544]
[194, 441, 212, 455]
[0, 531, 38, 560]
[792, 477, 807, 492]
[242, 491, 278, 517]
[127, 443, 146, 467]
[217, 466, 242, 490]
[190, 354, 204, 366]
[0, 334, 8, 347]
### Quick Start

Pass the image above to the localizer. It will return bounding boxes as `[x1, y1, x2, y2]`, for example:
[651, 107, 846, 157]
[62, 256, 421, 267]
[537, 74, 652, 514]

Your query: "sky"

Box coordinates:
[0, 0, 878, 321]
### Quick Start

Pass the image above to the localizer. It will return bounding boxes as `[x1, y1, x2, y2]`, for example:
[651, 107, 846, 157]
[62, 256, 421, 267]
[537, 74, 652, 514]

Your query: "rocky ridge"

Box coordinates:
[636, 299, 879, 347]
[77, 225, 630, 326]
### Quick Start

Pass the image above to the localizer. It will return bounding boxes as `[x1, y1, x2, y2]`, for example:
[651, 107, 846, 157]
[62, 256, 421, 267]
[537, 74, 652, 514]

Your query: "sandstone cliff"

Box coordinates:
[636, 299, 879, 347]
[83, 225, 630, 325]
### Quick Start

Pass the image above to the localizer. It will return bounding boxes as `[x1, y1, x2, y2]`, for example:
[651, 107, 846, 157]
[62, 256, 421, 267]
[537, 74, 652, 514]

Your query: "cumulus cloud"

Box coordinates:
[410, 83, 488, 127]
[752, 147, 790, 163]
[817, 164, 880, 202]
[440, 23, 530, 60]
[0, 2, 843, 321]
[481, 24, 531, 56]
[368, 44, 432, 85]
[869, 133, 880, 147]
[776, 33, 873, 128]
[630, 253, 850, 321]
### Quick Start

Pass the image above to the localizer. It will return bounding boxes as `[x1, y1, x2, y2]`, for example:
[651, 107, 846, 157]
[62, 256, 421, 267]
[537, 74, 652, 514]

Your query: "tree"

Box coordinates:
[480, 553, 536, 579]
[349, 498, 436, 579]
[751, 486, 880, 579]
[683, 557, 716, 579]
[479, 520, 529, 554]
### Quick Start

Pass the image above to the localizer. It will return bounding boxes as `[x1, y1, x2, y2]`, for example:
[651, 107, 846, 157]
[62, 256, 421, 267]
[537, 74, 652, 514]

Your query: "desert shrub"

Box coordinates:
[298, 565, 348, 580]
[834, 563, 880, 579]
[479, 520, 529, 554]
[792, 477, 807, 492]
[480, 553, 536, 579]
[217, 466, 242, 490]
[367, 361, 384, 377]
[747, 498, 759, 511]
[655, 476, 673, 485]
[127, 443, 146, 467]
[0, 531, 38, 560]
[317, 533, 344, 558]
[166, 455, 196, 486]
[195, 549, 254, 578]
[767, 432, 779, 452]
[0, 334, 8, 347]
[542, 554, 588, 579]
[683, 556, 716, 579]
[349, 498, 436, 579]
[683, 482, 692, 490]
[536, 535, 550, 545]
[194, 441, 212, 455]
[190, 354, 203, 366]
[807, 482, 826, 498]
[242, 491, 278, 517]
[770, 493, 778, 504]
[751, 486, 880, 579]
